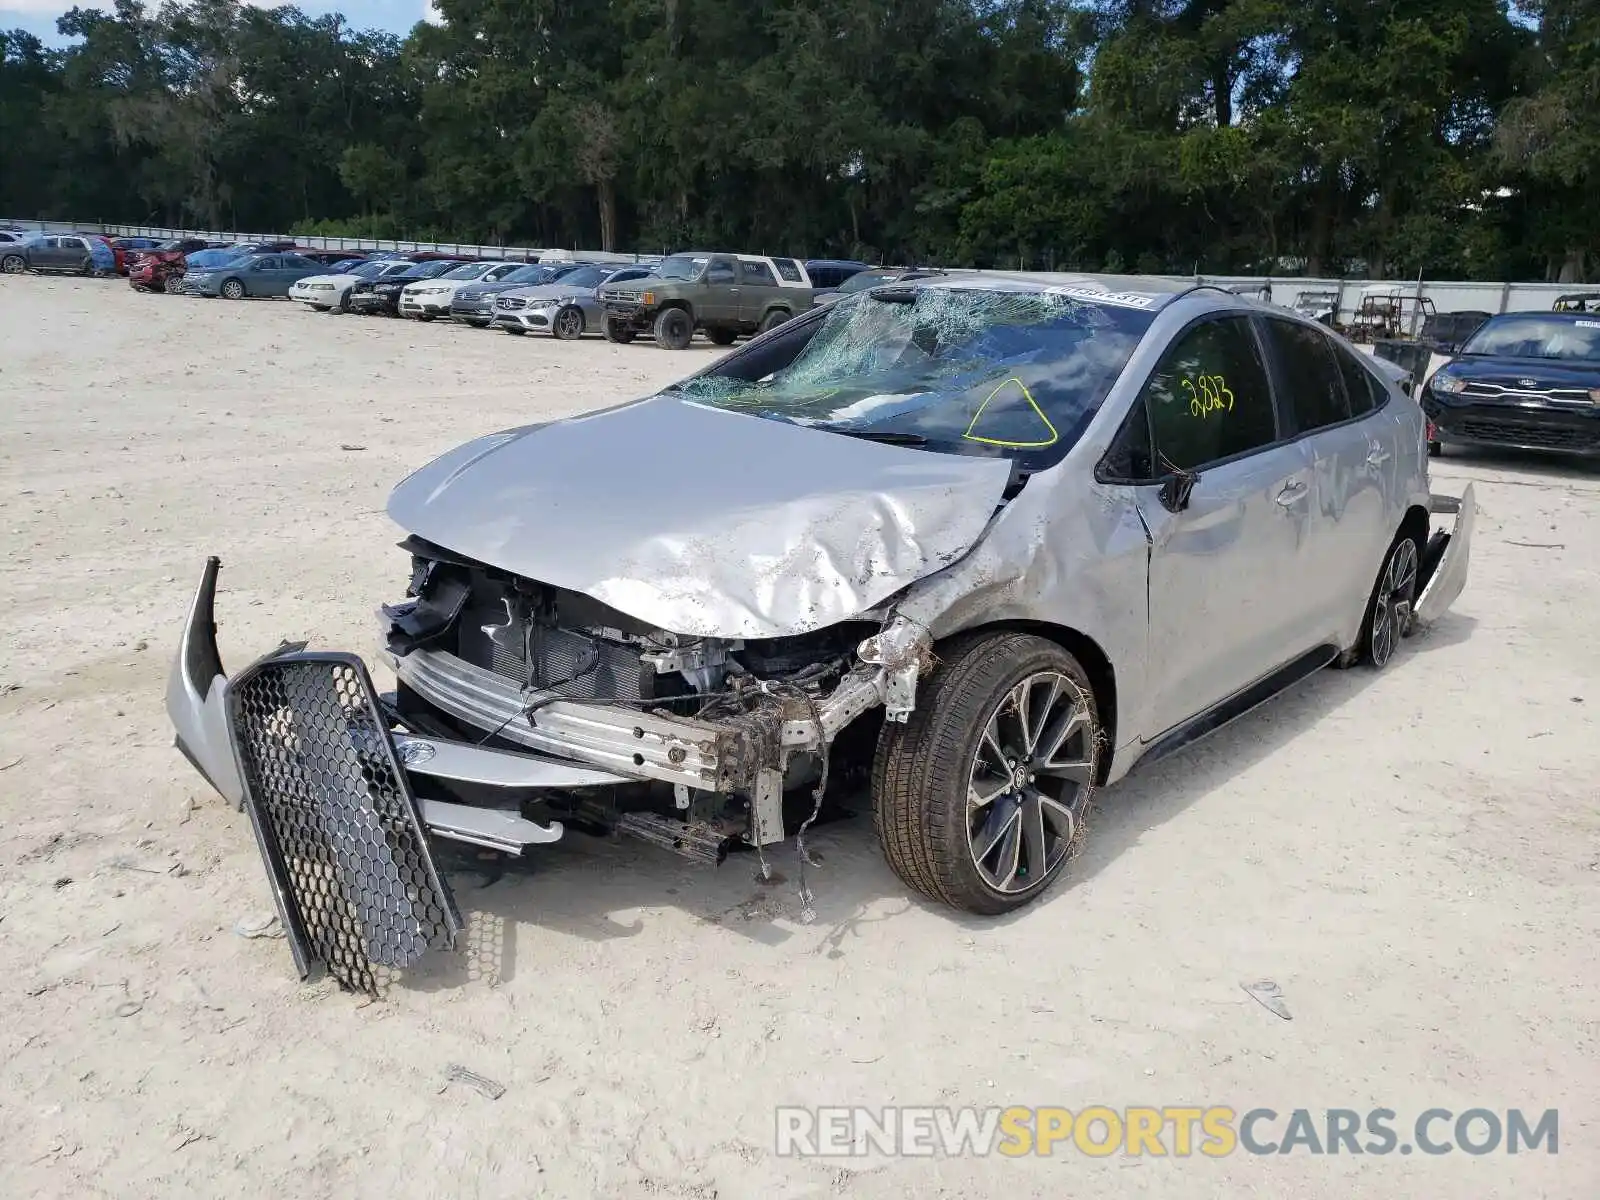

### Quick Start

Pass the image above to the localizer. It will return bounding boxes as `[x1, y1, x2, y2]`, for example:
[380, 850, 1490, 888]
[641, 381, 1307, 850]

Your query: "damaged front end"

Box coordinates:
[166, 548, 934, 991]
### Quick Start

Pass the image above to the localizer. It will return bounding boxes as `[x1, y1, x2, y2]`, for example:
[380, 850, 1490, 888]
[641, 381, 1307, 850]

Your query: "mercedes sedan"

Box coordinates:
[165, 274, 1473, 992]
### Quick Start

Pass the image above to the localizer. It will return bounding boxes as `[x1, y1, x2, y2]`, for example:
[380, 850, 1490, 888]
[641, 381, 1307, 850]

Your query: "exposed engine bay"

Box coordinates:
[380, 535, 930, 869]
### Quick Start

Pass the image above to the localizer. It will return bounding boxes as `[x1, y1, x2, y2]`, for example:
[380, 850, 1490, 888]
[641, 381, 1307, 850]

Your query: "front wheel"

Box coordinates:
[653, 307, 694, 350]
[872, 632, 1099, 915]
[221, 279, 246, 301]
[705, 327, 738, 346]
[163, 273, 184, 294]
[1360, 533, 1420, 668]
[603, 319, 637, 344]
[551, 306, 585, 340]
[0, 254, 23, 274]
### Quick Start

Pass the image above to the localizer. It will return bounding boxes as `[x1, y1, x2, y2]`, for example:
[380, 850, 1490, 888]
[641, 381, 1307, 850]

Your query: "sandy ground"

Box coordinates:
[1, 276, 1597, 1199]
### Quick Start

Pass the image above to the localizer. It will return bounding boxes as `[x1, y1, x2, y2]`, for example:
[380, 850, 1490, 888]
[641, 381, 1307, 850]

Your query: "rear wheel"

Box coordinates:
[705, 327, 738, 346]
[552, 306, 585, 340]
[604, 319, 636, 344]
[653, 307, 694, 350]
[758, 308, 791, 335]
[872, 632, 1099, 915]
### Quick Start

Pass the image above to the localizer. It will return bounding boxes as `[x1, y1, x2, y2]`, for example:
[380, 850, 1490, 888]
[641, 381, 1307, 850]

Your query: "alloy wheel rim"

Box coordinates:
[967, 671, 1094, 895]
[1372, 539, 1418, 666]
[558, 309, 582, 337]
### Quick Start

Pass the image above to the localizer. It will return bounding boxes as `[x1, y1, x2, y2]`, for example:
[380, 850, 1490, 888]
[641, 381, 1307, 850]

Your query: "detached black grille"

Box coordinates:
[1458, 418, 1598, 451]
[228, 652, 460, 995]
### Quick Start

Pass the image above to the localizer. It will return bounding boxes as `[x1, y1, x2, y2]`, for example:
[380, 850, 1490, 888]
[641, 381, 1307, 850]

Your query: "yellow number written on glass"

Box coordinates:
[1181, 374, 1234, 418]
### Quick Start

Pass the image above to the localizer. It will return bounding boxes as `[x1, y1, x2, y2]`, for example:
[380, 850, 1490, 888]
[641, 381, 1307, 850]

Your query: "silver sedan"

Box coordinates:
[166, 274, 1472, 987]
[490, 265, 654, 338]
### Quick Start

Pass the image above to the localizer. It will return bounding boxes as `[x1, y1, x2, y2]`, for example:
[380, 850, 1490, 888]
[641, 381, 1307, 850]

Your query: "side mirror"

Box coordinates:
[1159, 470, 1198, 514]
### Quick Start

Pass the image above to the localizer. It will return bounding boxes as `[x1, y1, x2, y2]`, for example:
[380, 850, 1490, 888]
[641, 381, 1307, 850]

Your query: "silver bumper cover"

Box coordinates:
[1415, 484, 1475, 626]
[165, 558, 584, 854]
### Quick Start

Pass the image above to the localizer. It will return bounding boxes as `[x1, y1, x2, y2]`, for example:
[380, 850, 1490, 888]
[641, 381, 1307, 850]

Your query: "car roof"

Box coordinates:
[1490, 309, 1600, 324]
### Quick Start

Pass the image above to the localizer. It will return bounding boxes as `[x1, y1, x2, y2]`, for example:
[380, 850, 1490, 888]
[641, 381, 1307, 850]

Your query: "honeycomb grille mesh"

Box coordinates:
[228, 653, 459, 995]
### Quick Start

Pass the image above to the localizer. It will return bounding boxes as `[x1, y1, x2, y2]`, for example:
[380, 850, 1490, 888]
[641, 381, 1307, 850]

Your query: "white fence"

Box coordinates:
[3, 217, 1589, 316]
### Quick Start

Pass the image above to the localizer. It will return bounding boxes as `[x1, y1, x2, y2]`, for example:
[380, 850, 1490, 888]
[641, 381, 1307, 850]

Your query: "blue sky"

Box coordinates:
[1, 1, 438, 43]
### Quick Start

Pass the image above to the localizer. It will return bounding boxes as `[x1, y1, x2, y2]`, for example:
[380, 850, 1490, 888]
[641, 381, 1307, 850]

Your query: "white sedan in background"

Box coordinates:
[290, 258, 417, 313]
[400, 261, 529, 320]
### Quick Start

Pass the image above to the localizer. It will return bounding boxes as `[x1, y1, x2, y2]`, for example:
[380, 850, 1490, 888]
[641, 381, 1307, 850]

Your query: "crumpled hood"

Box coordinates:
[386, 395, 1013, 639]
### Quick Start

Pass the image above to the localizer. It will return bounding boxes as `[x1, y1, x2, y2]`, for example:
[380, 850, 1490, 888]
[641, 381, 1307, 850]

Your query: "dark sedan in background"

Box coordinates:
[1422, 312, 1600, 456]
[348, 258, 471, 315]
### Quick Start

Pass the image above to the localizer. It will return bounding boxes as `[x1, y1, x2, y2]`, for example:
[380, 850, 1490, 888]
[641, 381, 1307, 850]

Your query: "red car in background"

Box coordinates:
[128, 238, 216, 293]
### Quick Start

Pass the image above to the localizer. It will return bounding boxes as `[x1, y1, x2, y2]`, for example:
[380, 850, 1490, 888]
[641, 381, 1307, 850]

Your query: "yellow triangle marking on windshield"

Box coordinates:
[963, 376, 1060, 448]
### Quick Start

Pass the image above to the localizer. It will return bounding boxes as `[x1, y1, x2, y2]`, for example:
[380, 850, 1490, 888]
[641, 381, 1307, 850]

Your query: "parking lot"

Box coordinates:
[1, 276, 1596, 1198]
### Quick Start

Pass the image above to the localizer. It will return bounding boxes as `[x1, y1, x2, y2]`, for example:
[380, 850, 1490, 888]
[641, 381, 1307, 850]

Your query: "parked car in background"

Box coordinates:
[1421, 311, 1600, 457]
[108, 236, 162, 273]
[803, 259, 871, 290]
[164, 274, 1474, 998]
[399, 260, 527, 320]
[184, 251, 329, 299]
[289, 258, 418, 312]
[813, 266, 949, 305]
[1, 234, 95, 275]
[491, 265, 655, 338]
[449, 262, 580, 326]
[127, 238, 217, 292]
[0, 229, 31, 248]
[600, 252, 814, 348]
[348, 259, 472, 316]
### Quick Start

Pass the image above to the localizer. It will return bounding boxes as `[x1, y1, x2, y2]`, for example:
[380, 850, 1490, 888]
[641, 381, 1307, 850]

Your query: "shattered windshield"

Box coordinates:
[674, 286, 1156, 469]
[655, 255, 707, 281]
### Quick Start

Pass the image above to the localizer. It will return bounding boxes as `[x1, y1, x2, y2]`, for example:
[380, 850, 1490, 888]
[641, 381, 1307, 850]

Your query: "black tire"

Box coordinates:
[1427, 441, 1443, 458]
[416, 312, 434, 322]
[551, 305, 585, 340]
[1359, 532, 1421, 668]
[705, 327, 738, 346]
[162, 273, 184, 295]
[758, 308, 791, 335]
[221, 278, 246, 301]
[604, 319, 637, 344]
[0, 254, 23, 274]
[337, 289, 352, 313]
[653, 306, 694, 350]
[872, 632, 1100, 915]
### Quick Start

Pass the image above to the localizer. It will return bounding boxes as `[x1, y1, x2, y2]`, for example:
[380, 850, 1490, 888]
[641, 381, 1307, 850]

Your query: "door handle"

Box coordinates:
[1275, 481, 1309, 507]
[1366, 447, 1391, 467]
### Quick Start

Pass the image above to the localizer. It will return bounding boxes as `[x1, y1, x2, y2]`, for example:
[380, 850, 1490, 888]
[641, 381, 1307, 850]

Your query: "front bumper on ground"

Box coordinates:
[1423, 394, 1600, 455]
[1415, 486, 1475, 625]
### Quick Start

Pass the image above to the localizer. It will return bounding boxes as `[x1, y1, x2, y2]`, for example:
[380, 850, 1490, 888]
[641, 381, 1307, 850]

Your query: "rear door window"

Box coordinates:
[1141, 317, 1278, 472]
[1329, 341, 1385, 416]
[1265, 317, 1352, 433]
[739, 260, 777, 286]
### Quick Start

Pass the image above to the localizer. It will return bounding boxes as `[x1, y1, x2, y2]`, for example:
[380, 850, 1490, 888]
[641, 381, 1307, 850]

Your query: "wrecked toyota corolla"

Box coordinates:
[168, 274, 1474, 990]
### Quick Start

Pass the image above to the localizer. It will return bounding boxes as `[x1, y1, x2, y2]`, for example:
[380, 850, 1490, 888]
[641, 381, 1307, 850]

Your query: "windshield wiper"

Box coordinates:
[823, 428, 928, 446]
